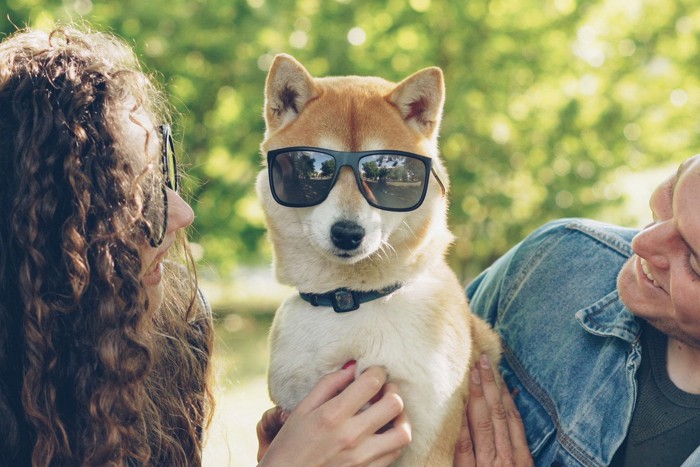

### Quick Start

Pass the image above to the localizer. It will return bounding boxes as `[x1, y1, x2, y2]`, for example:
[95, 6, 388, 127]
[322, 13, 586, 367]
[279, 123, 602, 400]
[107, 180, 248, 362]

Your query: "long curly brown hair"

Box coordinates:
[0, 25, 213, 466]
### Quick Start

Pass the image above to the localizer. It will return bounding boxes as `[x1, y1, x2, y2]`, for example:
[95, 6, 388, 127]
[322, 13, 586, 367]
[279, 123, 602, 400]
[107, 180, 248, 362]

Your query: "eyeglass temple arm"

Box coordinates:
[431, 168, 446, 196]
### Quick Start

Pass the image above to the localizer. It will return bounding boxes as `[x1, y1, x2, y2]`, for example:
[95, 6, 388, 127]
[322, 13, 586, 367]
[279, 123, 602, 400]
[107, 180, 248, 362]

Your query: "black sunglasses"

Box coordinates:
[267, 147, 445, 212]
[147, 124, 180, 247]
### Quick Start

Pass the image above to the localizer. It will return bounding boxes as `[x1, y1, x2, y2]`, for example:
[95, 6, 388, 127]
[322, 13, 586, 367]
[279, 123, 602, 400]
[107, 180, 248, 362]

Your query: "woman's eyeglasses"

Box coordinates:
[267, 146, 445, 212]
[147, 124, 179, 247]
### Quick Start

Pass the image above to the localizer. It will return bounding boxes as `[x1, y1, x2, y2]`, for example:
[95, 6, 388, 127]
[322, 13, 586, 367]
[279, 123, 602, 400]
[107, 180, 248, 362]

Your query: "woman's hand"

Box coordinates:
[257, 363, 411, 467]
[453, 355, 533, 467]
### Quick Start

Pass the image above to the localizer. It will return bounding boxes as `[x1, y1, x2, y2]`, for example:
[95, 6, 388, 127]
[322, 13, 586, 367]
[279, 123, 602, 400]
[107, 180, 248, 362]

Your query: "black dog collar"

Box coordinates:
[299, 283, 403, 313]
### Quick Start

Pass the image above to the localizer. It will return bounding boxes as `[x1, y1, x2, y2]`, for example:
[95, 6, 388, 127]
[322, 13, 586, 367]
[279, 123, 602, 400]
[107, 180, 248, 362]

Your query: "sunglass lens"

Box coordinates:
[163, 128, 178, 192]
[358, 154, 427, 210]
[271, 150, 336, 206]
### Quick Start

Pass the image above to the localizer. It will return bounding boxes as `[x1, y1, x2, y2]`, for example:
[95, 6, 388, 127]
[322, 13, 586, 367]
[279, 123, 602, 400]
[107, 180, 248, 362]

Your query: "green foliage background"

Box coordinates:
[4, 0, 700, 281]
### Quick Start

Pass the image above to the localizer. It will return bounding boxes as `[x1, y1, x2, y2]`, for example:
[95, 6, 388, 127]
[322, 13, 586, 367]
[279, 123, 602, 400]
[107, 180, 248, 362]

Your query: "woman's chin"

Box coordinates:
[142, 261, 163, 287]
[143, 262, 164, 311]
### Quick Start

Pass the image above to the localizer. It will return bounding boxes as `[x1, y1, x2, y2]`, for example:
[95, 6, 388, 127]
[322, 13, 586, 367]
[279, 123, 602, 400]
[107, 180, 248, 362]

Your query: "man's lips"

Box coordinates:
[640, 257, 660, 287]
[636, 255, 668, 295]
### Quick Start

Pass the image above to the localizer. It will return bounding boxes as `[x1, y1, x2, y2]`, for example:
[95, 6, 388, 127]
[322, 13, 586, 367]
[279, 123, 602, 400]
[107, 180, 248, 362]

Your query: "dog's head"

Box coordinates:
[256, 54, 453, 291]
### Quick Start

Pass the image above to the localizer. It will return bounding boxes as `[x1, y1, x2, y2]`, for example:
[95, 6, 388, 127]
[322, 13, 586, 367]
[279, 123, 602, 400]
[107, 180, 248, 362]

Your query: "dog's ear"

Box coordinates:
[387, 67, 445, 139]
[264, 54, 319, 134]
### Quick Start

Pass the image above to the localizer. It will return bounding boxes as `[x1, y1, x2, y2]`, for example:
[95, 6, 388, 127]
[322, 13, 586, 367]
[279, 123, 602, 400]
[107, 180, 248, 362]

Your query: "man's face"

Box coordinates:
[618, 154, 700, 348]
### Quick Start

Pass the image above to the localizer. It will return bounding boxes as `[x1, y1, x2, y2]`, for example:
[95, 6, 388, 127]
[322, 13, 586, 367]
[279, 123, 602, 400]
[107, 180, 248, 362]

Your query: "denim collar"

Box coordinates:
[575, 289, 641, 344]
[566, 220, 641, 344]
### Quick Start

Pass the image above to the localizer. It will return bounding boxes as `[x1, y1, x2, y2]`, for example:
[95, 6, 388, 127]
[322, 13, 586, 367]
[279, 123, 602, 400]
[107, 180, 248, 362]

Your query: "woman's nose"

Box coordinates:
[166, 188, 194, 232]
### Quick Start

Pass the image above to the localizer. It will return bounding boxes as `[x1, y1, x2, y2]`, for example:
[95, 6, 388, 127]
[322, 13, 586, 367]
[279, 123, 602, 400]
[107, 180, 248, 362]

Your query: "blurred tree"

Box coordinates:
[2, 0, 699, 281]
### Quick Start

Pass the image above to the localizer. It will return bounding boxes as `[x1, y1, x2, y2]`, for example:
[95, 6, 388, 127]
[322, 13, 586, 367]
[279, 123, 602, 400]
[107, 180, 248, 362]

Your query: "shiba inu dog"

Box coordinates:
[256, 54, 502, 465]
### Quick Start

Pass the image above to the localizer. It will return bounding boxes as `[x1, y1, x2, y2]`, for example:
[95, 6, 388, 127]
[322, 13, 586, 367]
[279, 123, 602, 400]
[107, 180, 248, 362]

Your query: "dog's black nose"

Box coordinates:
[331, 220, 365, 250]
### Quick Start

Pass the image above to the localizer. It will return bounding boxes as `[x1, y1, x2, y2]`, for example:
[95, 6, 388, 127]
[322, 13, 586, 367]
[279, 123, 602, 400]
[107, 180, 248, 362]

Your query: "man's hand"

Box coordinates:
[256, 405, 289, 461]
[454, 354, 533, 467]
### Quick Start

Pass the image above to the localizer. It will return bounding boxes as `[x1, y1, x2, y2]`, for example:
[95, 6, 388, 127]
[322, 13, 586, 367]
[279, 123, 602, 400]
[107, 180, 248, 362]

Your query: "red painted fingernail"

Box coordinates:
[342, 360, 357, 369]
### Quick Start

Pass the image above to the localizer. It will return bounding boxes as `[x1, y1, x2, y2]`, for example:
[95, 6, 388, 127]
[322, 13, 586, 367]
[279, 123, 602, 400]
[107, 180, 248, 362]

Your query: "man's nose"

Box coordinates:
[631, 220, 673, 269]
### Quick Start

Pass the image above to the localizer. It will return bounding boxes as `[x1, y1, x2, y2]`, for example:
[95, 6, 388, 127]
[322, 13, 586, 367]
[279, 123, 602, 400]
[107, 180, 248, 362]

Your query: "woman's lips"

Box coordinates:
[142, 251, 167, 286]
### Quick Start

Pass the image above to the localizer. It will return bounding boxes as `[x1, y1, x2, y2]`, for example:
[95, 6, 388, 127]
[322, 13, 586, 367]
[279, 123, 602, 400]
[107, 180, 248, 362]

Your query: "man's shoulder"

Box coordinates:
[486, 220, 644, 467]
[521, 218, 637, 259]
[468, 218, 638, 308]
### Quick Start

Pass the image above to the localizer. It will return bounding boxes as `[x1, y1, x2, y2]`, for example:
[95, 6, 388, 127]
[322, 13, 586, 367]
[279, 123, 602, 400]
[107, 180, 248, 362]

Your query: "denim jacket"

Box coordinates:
[467, 218, 700, 467]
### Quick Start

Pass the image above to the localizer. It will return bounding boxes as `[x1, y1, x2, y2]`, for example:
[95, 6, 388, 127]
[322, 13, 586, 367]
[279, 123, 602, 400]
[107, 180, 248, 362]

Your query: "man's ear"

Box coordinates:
[387, 67, 445, 139]
[264, 54, 319, 134]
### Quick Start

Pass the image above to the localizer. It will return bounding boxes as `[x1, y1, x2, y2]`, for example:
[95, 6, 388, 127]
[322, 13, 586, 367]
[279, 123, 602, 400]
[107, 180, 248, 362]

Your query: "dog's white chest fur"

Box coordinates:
[268, 275, 471, 464]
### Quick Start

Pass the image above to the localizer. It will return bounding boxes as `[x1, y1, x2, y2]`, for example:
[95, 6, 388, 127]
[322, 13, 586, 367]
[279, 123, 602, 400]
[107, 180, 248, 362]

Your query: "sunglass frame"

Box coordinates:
[149, 124, 179, 247]
[267, 146, 441, 212]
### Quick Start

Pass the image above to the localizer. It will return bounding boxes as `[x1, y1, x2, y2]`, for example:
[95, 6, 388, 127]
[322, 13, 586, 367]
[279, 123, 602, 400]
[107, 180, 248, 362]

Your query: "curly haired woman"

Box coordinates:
[0, 24, 412, 467]
[0, 26, 214, 466]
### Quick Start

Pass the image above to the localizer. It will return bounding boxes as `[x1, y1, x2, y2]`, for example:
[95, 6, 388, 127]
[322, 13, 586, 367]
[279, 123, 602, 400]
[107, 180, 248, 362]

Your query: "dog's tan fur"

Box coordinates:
[256, 54, 501, 465]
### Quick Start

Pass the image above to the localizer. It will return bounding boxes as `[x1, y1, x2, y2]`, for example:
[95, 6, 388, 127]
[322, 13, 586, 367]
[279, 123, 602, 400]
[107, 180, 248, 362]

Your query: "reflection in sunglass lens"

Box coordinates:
[359, 155, 427, 210]
[271, 150, 336, 205]
[161, 125, 179, 192]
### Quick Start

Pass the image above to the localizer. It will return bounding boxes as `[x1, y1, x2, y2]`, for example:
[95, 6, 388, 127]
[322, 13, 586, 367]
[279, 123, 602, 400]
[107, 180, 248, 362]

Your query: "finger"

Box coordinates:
[325, 366, 388, 418]
[361, 405, 412, 466]
[466, 366, 497, 464]
[258, 406, 289, 438]
[294, 363, 357, 414]
[353, 382, 404, 435]
[256, 406, 288, 461]
[453, 407, 476, 467]
[501, 383, 533, 465]
[478, 355, 514, 464]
